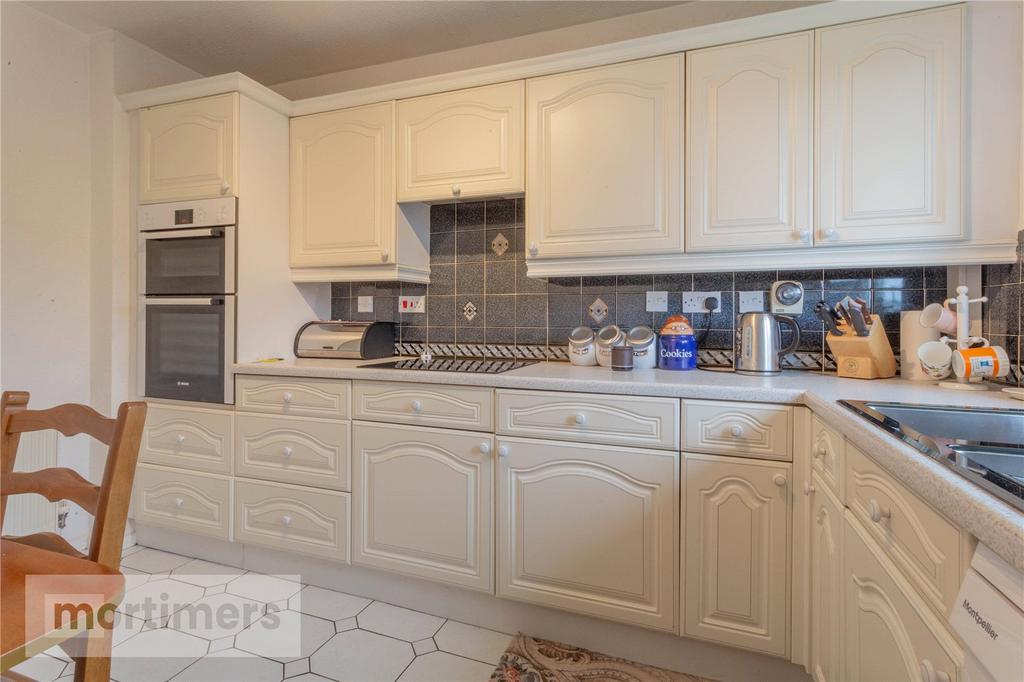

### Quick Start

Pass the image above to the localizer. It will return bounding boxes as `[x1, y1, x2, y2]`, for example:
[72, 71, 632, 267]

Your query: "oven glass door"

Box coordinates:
[143, 297, 233, 404]
[143, 227, 234, 295]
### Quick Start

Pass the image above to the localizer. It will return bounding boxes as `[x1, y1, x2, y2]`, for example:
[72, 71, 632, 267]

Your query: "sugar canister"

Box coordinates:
[567, 326, 598, 366]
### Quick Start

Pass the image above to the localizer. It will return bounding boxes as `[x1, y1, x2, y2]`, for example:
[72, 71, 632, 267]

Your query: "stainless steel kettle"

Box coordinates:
[735, 312, 801, 375]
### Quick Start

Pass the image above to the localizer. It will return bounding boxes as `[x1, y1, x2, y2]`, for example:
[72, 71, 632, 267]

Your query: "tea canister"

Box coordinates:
[567, 326, 598, 366]
[596, 325, 625, 367]
[658, 315, 698, 370]
[626, 326, 658, 369]
[611, 345, 635, 371]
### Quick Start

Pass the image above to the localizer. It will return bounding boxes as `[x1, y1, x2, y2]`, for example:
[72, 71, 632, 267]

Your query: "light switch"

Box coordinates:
[646, 291, 668, 312]
[739, 291, 767, 313]
[357, 296, 374, 313]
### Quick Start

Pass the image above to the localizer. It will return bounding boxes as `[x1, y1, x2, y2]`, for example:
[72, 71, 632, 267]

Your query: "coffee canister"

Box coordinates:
[658, 315, 698, 370]
[568, 326, 598, 366]
[611, 345, 634, 371]
[626, 326, 658, 369]
[596, 325, 624, 367]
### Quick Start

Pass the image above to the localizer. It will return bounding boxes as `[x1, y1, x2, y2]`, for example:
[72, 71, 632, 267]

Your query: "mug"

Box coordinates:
[917, 340, 954, 379]
[920, 302, 958, 335]
[952, 344, 1009, 381]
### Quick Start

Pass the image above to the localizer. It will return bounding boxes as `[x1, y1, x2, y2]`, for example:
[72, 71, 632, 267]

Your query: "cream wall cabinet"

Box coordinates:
[352, 381, 493, 432]
[683, 453, 791, 656]
[140, 404, 234, 475]
[816, 6, 964, 246]
[843, 512, 961, 682]
[138, 93, 238, 204]
[686, 33, 813, 252]
[397, 81, 525, 202]
[352, 422, 494, 591]
[525, 55, 683, 260]
[808, 473, 843, 682]
[497, 436, 678, 631]
[133, 464, 232, 540]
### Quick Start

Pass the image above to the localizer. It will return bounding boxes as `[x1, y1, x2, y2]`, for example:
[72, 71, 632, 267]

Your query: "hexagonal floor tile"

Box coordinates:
[110, 628, 208, 682]
[228, 573, 302, 602]
[398, 651, 495, 681]
[434, 620, 512, 665]
[171, 559, 246, 588]
[170, 647, 283, 682]
[357, 602, 444, 642]
[310, 630, 413, 682]
[236, 609, 334, 662]
[117, 578, 205, 625]
[120, 548, 192, 573]
[288, 585, 370, 621]
[8, 654, 67, 681]
[167, 591, 266, 640]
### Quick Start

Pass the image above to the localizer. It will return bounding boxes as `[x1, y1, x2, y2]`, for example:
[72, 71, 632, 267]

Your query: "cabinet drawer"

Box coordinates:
[141, 405, 233, 474]
[352, 381, 493, 432]
[497, 389, 679, 450]
[133, 464, 232, 540]
[845, 444, 963, 615]
[235, 414, 350, 491]
[234, 479, 350, 562]
[682, 400, 792, 460]
[235, 375, 350, 419]
[811, 416, 844, 502]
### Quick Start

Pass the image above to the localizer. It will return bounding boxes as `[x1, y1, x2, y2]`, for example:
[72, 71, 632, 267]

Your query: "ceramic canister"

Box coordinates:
[568, 326, 598, 366]
[626, 326, 658, 369]
[596, 325, 625, 367]
[658, 315, 698, 370]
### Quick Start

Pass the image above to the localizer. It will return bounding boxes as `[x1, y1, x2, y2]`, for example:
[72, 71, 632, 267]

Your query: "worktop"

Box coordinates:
[234, 358, 1024, 570]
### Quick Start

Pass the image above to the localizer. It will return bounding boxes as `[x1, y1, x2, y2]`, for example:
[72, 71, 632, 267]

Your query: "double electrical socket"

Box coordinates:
[399, 295, 426, 313]
[682, 291, 723, 313]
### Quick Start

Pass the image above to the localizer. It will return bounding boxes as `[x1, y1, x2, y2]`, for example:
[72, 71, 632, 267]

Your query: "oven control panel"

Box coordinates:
[138, 196, 236, 231]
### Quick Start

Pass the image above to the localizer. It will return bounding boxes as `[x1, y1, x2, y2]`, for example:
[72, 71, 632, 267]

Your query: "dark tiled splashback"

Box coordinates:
[981, 230, 1024, 385]
[332, 199, 950, 369]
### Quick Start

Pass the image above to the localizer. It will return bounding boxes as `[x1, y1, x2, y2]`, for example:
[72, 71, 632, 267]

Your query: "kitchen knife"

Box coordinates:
[849, 304, 870, 336]
[814, 301, 843, 335]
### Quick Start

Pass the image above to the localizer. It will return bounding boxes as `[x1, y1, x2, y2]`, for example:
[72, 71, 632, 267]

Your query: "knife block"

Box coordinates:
[826, 315, 897, 379]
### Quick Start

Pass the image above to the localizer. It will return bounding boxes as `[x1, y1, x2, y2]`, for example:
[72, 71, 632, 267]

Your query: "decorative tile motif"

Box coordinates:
[588, 297, 609, 323]
[491, 232, 509, 257]
[462, 301, 478, 321]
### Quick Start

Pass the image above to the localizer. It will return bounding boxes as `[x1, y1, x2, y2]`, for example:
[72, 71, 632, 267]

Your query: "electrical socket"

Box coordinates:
[682, 291, 722, 313]
[399, 295, 425, 314]
[646, 291, 668, 312]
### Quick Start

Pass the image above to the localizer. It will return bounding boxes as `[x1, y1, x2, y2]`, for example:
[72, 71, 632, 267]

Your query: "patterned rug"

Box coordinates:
[490, 634, 714, 682]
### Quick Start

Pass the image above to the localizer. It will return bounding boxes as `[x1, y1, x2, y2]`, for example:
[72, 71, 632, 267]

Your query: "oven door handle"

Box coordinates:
[141, 228, 223, 240]
[144, 297, 224, 306]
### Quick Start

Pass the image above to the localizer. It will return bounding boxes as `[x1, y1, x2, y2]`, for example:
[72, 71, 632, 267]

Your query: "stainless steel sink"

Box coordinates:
[841, 400, 1024, 512]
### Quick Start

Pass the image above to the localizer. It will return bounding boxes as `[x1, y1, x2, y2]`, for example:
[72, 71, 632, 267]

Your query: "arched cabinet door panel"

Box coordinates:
[687, 32, 813, 252]
[526, 55, 683, 260]
[816, 6, 963, 245]
[809, 475, 843, 682]
[139, 93, 238, 204]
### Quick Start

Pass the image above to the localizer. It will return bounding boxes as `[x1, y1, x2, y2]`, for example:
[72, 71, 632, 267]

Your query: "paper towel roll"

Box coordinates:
[901, 311, 940, 380]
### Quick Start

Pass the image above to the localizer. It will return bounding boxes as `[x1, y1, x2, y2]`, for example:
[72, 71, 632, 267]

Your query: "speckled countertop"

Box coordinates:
[235, 358, 1024, 570]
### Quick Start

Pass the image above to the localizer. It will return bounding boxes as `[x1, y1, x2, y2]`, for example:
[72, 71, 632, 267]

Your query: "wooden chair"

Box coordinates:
[1, 391, 147, 682]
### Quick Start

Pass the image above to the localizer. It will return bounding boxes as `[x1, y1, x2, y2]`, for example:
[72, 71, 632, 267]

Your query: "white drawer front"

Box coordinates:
[811, 416, 844, 501]
[235, 375, 350, 419]
[497, 390, 679, 450]
[235, 414, 350, 491]
[141, 405, 233, 474]
[234, 479, 350, 562]
[682, 400, 792, 460]
[845, 444, 963, 615]
[133, 464, 232, 540]
[352, 381, 493, 432]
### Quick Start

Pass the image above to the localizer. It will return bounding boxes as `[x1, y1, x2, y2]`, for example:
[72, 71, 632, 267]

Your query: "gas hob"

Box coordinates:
[363, 357, 538, 374]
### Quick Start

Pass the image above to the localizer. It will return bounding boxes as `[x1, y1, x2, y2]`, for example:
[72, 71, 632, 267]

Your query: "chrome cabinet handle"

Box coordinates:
[773, 474, 787, 487]
[868, 499, 891, 523]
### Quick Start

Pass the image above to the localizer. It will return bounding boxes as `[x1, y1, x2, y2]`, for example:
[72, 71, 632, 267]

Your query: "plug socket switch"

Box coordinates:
[682, 291, 722, 313]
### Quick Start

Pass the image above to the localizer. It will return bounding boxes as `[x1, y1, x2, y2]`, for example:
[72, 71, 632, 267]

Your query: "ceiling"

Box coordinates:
[28, 1, 686, 86]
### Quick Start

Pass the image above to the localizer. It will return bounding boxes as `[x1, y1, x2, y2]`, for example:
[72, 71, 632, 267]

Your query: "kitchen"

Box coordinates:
[1, 1, 1022, 681]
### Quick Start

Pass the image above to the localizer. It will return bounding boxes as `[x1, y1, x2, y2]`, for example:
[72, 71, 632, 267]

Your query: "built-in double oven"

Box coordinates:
[138, 197, 236, 404]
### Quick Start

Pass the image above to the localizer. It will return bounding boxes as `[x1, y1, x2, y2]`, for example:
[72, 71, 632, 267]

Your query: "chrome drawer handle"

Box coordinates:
[282, 515, 293, 527]
[868, 499, 891, 523]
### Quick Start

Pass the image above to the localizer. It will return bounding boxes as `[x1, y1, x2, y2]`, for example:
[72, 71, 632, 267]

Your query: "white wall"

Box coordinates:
[1, 1, 199, 544]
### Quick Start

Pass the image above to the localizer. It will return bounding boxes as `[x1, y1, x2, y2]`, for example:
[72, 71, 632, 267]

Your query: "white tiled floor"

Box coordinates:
[10, 546, 511, 682]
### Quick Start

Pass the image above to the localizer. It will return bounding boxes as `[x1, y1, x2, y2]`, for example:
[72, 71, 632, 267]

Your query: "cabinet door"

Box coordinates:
[397, 81, 524, 202]
[352, 422, 493, 591]
[683, 453, 790, 656]
[138, 93, 238, 204]
[687, 33, 812, 252]
[843, 513, 961, 682]
[497, 437, 677, 630]
[525, 55, 683, 259]
[290, 102, 395, 267]
[816, 6, 963, 245]
[809, 474, 843, 682]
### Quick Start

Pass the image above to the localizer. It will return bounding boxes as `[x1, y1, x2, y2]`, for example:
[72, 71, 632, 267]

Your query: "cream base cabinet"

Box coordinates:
[843, 512, 960, 682]
[809, 474, 843, 682]
[397, 81, 524, 202]
[138, 93, 239, 204]
[683, 453, 790, 657]
[497, 437, 677, 631]
[816, 6, 963, 246]
[525, 55, 683, 260]
[686, 33, 812, 252]
[352, 422, 494, 592]
[290, 102, 396, 268]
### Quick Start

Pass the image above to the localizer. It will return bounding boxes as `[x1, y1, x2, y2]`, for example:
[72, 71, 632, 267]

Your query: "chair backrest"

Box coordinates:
[0, 391, 147, 569]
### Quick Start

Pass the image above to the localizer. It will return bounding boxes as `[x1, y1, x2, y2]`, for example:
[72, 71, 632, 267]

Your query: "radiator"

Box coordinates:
[2, 430, 59, 536]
